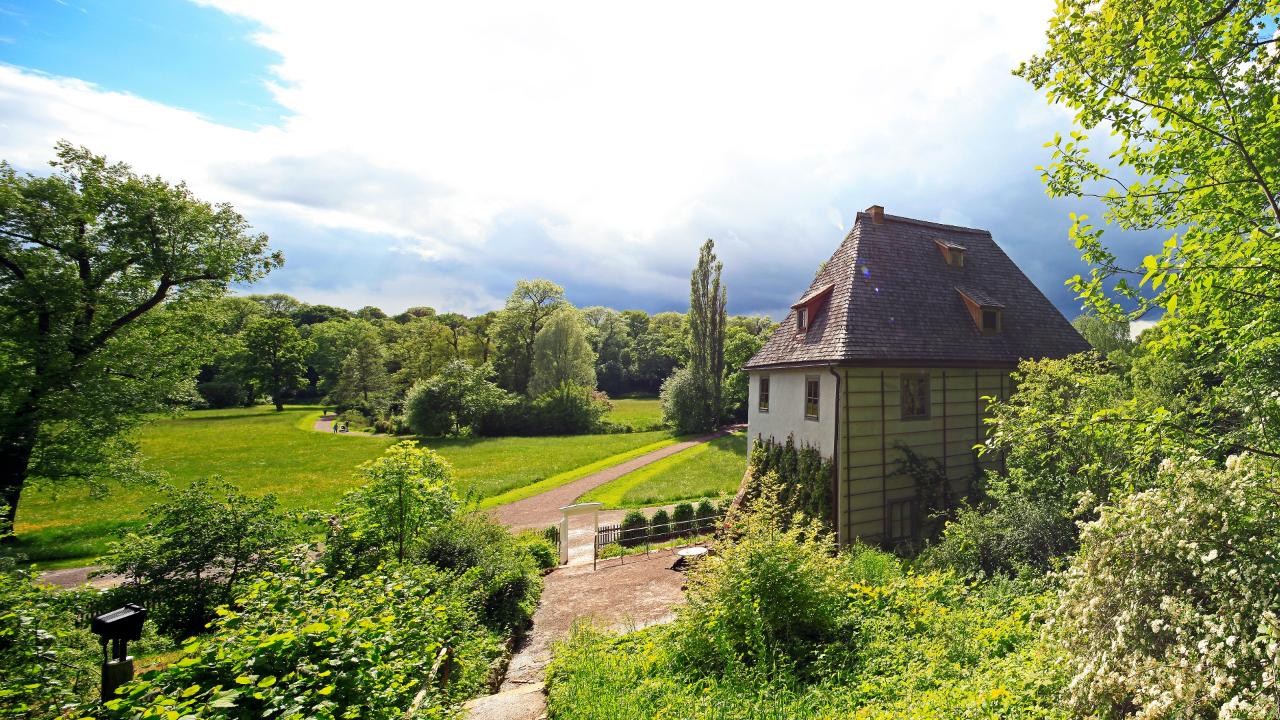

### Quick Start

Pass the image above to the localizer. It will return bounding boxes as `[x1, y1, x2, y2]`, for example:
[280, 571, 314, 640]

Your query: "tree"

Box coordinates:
[687, 239, 727, 428]
[105, 477, 298, 637]
[247, 293, 303, 318]
[723, 325, 766, 419]
[1071, 313, 1132, 357]
[324, 441, 458, 573]
[241, 316, 313, 411]
[403, 360, 508, 436]
[1017, 0, 1280, 459]
[355, 304, 387, 321]
[529, 306, 596, 396]
[660, 366, 716, 433]
[327, 332, 390, 412]
[582, 306, 634, 394]
[304, 318, 374, 395]
[492, 279, 566, 392]
[0, 144, 279, 531]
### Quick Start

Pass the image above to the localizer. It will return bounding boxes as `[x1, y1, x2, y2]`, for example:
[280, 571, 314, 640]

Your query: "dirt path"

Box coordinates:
[488, 425, 740, 532]
[464, 552, 694, 720]
[37, 565, 123, 590]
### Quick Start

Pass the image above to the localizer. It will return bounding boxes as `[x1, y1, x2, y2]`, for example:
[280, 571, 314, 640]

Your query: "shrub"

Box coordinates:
[99, 557, 500, 720]
[542, 523, 560, 548]
[648, 509, 671, 539]
[324, 442, 458, 575]
[1052, 455, 1280, 719]
[660, 366, 716, 434]
[405, 360, 508, 436]
[517, 532, 559, 571]
[103, 477, 300, 638]
[531, 383, 609, 435]
[676, 473, 847, 674]
[984, 353, 1158, 519]
[672, 502, 694, 534]
[921, 495, 1077, 578]
[695, 498, 716, 520]
[746, 436, 832, 525]
[0, 569, 97, 718]
[620, 510, 648, 547]
[415, 515, 544, 631]
[195, 380, 245, 409]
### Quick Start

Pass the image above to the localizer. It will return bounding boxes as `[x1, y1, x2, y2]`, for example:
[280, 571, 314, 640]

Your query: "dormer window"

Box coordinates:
[791, 283, 834, 335]
[934, 238, 966, 268]
[957, 287, 1004, 336]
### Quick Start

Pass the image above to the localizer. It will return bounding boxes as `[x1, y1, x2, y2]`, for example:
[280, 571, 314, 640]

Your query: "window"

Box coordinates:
[886, 498, 915, 542]
[900, 373, 931, 420]
[797, 307, 809, 331]
[981, 308, 1001, 333]
[804, 376, 820, 420]
[758, 376, 770, 413]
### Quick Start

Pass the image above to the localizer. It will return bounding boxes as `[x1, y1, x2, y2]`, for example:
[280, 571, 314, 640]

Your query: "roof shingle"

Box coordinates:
[744, 210, 1089, 369]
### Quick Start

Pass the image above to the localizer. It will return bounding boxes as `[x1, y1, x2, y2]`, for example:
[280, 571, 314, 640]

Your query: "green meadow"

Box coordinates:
[13, 405, 673, 566]
[580, 431, 747, 508]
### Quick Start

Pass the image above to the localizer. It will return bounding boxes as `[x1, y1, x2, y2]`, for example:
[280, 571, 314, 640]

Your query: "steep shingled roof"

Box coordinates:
[744, 209, 1089, 369]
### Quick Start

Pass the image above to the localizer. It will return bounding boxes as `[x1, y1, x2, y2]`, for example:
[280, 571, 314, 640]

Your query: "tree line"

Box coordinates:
[0, 144, 773, 530]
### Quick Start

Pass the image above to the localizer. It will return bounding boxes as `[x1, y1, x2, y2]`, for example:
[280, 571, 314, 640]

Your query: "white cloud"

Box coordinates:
[0, 1, 1080, 315]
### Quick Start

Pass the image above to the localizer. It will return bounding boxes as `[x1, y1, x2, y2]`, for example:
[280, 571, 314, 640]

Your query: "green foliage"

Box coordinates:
[492, 279, 566, 393]
[1052, 454, 1280, 718]
[516, 531, 558, 571]
[0, 143, 280, 531]
[415, 514, 544, 630]
[620, 510, 647, 547]
[404, 360, 508, 436]
[528, 383, 609, 435]
[581, 431, 746, 508]
[325, 331, 390, 416]
[547, 495, 1063, 719]
[672, 502, 694, 526]
[722, 325, 767, 420]
[921, 496, 1077, 579]
[648, 508, 671, 538]
[240, 316, 314, 411]
[1070, 313, 1132, 357]
[745, 436, 832, 526]
[195, 380, 247, 410]
[695, 498, 715, 521]
[104, 477, 302, 638]
[660, 365, 716, 434]
[97, 557, 501, 720]
[0, 569, 97, 718]
[687, 238, 727, 425]
[323, 442, 458, 574]
[529, 306, 596, 396]
[1017, 0, 1280, 461]
[677, 473, 844, 674]
[983, 353, 1157, 518]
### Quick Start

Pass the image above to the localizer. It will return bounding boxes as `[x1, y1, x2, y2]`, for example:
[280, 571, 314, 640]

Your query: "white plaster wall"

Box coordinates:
[747, 368, 836, 457]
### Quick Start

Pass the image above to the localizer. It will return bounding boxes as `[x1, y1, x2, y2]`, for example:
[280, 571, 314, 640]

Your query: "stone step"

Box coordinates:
[463, 682, 546, 720]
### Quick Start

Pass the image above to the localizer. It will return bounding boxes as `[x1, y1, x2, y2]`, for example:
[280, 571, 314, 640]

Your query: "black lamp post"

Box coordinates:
[89, 604, 147, 700]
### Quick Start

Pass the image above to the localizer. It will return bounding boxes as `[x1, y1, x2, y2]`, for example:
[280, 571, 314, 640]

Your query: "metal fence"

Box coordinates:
[594, 514, 722, 569]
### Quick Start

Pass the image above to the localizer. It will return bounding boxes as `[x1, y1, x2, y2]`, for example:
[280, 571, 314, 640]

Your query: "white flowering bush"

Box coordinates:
[1051, 455, 1280, 719]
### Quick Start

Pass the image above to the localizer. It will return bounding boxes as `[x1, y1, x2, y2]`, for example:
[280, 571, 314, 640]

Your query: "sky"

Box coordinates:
[0, 0, 1163, 320]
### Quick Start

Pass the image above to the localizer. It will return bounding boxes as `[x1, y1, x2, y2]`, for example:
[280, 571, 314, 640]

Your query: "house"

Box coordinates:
[743, 205, 1089, 547]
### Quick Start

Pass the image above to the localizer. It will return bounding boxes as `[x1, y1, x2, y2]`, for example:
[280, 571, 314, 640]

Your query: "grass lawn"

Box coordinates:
[13, 405, 674, 567]
[580, 431, 747, 508]
[605, 397, 664, 431]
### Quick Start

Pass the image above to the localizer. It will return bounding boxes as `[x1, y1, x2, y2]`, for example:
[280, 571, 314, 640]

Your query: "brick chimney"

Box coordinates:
[865, 204, 884, 224]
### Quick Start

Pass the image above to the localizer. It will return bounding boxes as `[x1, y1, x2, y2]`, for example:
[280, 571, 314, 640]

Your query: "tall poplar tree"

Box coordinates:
[688, 239, 727, 425]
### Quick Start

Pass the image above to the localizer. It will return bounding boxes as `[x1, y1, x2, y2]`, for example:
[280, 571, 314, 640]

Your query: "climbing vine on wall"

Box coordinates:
[744, 435, 832, 527]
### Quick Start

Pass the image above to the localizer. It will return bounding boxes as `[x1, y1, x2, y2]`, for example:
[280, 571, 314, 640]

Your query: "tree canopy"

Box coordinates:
[0, 143, 280, 527]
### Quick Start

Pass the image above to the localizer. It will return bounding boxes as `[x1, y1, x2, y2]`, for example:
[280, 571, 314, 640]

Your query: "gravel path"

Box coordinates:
[487, 425, 740, 532]
[464, 551, 694, 720]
